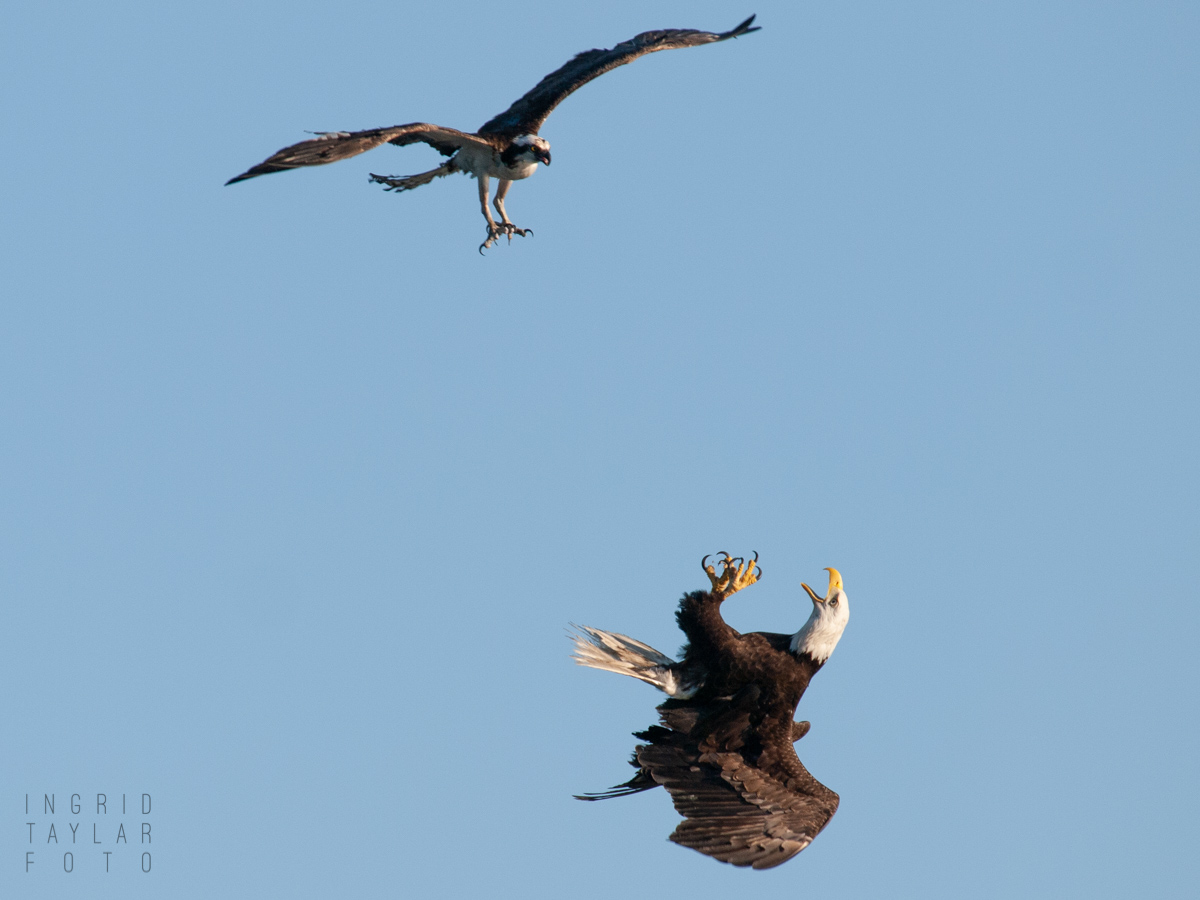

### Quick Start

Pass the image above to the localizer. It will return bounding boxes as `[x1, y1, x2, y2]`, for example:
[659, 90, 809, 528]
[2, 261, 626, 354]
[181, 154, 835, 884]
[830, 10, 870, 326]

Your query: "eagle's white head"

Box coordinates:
[789, 568, 849, 664]
[512, 134, 552, 166]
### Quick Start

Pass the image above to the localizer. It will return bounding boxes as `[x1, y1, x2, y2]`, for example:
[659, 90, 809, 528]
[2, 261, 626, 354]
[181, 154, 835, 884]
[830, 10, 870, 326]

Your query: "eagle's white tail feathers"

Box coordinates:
[570, 624, 694, 698]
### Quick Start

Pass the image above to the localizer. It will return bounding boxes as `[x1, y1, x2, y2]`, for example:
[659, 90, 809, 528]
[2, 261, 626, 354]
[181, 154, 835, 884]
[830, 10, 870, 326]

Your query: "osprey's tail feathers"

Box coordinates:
[369, 161, 456, 193]
[569, 624, 693, 698]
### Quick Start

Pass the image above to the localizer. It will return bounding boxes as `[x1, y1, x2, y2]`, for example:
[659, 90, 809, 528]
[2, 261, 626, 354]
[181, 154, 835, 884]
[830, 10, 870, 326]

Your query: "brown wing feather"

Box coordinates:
[636, 694, 839, 870]
[478, 15, 760, 136]
[225, 124, 491, 185]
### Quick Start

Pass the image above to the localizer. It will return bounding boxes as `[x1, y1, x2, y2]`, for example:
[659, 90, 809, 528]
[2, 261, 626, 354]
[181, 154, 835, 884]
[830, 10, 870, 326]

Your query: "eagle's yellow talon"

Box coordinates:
[702, 551, 761, 597]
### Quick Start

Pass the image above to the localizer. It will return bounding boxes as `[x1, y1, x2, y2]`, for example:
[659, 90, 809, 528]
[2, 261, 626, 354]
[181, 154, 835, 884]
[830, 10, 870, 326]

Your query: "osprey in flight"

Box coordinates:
[571, 554, 850, 869]
[226, 16, 760, 252]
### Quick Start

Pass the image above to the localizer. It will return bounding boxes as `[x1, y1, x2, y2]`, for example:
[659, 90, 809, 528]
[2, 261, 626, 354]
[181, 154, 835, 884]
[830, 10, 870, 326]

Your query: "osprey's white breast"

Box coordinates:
[453, 144, 539, 181]
[499, 158, 539, 180]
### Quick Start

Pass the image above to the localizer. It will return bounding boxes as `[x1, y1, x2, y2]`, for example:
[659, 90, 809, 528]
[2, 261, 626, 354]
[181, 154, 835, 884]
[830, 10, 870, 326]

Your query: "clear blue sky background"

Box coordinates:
[3, 1, 1198, 897]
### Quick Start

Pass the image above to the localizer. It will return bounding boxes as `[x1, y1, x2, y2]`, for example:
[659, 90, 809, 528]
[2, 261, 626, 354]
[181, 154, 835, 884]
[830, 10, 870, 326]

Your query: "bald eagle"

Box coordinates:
[571, 554, 850, 869]
[225, 16, 759, 252]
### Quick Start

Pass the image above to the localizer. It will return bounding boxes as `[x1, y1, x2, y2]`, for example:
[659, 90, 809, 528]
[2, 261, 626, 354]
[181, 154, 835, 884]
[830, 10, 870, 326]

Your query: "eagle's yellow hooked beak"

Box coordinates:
[801, 567, 842, 604]
[824, 567, 843, 592]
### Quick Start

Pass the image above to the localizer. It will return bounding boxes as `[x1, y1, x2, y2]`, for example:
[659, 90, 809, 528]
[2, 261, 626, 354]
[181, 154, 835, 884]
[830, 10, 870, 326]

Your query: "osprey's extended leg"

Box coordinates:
[478, 175, 504, 253]
[492, 180, 531, 243]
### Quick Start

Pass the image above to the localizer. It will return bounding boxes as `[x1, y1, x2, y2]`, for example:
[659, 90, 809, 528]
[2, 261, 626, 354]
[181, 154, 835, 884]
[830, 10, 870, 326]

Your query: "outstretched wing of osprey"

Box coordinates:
[631, 690, 838, 870]
[478, 14, 761, 136]
[225, 124, 492, 185]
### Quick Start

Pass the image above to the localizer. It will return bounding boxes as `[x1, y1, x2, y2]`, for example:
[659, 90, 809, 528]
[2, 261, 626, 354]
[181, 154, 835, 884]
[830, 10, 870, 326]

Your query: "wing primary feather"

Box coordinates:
[225, 124, 488, 185]
[478, 15, 762, 136]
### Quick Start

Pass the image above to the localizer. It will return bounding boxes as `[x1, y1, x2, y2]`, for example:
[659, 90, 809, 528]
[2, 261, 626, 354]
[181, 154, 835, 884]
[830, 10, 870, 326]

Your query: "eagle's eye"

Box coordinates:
[829, 597, 839, 607]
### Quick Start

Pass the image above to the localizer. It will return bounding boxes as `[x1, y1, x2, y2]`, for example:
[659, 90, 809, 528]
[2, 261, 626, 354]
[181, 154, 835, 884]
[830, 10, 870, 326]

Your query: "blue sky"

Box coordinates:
[3, 1, 1198, 897]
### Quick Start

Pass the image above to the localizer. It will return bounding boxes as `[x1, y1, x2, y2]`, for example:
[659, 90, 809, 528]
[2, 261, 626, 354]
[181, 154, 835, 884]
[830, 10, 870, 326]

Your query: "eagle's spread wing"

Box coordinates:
[478, 15, 760, 137]
[636, 693, 839, 870]
[225, 124, 491, 184]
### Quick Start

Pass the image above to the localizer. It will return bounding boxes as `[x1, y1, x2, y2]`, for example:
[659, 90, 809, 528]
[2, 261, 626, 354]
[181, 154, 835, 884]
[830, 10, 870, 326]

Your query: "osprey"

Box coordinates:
[226, 16, 760, 252]
[571, 554, 850, 869]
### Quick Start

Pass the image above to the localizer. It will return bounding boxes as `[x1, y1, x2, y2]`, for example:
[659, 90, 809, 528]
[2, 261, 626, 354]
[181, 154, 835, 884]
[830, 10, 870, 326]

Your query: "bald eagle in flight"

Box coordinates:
[226, 16, 760, 252]
[571, 554, 850, 869]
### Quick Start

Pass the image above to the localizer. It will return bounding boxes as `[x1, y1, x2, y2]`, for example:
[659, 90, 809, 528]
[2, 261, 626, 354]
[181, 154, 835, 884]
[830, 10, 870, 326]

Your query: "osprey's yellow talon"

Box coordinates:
[702, 551, 761, 597]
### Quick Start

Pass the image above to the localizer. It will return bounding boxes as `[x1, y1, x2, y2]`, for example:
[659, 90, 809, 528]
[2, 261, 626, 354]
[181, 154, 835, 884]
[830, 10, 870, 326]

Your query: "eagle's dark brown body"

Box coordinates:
[675, 589, 824, 707]
[576, 574, 847, 869]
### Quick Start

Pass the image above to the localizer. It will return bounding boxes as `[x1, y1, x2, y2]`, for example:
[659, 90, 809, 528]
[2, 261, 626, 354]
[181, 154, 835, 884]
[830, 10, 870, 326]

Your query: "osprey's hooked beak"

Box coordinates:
[801, 567, 842, 605]
[537, 148, 551, 166]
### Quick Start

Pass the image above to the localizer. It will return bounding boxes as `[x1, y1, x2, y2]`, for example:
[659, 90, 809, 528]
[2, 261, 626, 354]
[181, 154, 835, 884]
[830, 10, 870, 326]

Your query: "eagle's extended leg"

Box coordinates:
[492, 179, 531, 243]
